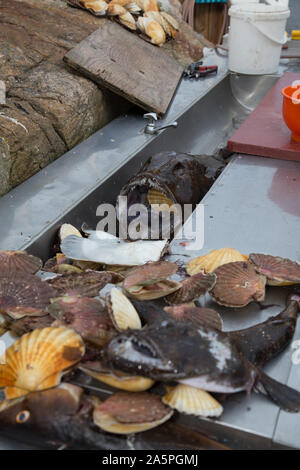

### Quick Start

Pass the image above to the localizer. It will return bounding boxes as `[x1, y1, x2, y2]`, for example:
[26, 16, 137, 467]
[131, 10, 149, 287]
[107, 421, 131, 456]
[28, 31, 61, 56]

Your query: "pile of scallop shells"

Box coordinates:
[67, 0, 179, 46]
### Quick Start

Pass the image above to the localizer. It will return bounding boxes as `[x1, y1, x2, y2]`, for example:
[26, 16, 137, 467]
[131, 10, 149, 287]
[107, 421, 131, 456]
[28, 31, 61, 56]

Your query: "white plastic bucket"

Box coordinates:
[228, 4, 290, 75]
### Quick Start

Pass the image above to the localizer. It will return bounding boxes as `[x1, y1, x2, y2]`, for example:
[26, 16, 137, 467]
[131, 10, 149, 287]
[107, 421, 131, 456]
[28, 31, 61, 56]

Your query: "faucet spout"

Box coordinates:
[143, 113, 178, 135]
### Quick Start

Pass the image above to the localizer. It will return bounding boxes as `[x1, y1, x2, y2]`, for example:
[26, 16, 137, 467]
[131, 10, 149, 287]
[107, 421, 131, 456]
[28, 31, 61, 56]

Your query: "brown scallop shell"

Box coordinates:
[47, 270, 123, 297]
[48, 296, 116, 348]
[249, 253, 300, 285]
[210, 261, 266, 307]
[125, 279, 181, 301]
[0, 274, 56, 319]
[0, 251, 42, 277]
[9, 315, 55, 336]
[164, 305, 223, 331]
[93, 391, 173, 434]
[165, 272, 216, 305]
[124, 261, 178, 290]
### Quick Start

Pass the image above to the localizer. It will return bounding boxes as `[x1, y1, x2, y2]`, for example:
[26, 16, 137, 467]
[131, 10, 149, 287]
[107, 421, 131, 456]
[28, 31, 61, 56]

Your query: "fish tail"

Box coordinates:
[288, 293, 300, 312]
[255, 369, 300, 412]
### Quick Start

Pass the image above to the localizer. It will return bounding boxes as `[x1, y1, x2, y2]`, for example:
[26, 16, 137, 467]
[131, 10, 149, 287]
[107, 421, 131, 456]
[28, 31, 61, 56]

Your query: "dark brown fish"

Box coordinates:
[117, 152, 218, 239]
[228, 294, 300, 367]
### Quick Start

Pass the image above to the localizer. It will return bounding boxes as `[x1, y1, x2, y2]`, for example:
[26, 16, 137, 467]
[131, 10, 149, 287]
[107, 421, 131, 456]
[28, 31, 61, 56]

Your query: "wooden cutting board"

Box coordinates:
[227, 72, 300, 162]
[64, 21, 184, 115]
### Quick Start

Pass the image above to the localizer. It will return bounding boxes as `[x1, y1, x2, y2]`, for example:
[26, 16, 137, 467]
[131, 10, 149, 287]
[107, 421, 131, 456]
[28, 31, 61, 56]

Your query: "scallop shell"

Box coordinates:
[125, 279, 181, 301]
[186, 248, 249, 276]
[118, 12, 137, 31]
[162, 384, 223, 418]
[249, 253, 300, 286]
[147, 188, 174, 211]
[0, 251, 42, 277]
[145, 20, 166, 46]
[126, 2, 141, 13]
[59, 224, 82, 242]
[210, 261, 266, 308]
[0, 274, 56, 320]
[107, 3, 127, 15]
[82, 0, 108, 14]
[124, 261, 178, 290]
[160, 11, 179, 31]
[142, 0, 159, 12]
[0, 327, 85, 399]
[80, 363, 154, 391]
[110, 0, 131, 6]
[93, 391, 173, 434]
[108, 288, 142, 330]
[47, 270, 123, 297]
[9, 314, 54, 336]
[164, 305, 223, 331]
[165, 272, 216, 305]
[48, 296, 116, 348]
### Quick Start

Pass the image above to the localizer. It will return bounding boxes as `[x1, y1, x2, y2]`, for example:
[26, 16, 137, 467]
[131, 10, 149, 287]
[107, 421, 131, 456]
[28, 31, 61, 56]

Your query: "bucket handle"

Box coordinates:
[249, 20, 288, 46]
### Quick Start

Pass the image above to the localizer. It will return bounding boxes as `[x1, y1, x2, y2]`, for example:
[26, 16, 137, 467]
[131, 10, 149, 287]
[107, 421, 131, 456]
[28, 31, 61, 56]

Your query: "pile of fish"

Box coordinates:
[0, 238, 300, 449]
[67, 0, 179, 47]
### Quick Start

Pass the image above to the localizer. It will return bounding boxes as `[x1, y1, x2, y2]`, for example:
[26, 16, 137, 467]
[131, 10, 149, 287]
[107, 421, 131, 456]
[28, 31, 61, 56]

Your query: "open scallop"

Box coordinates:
[162, 384, 223, 418]
[186, 248, 248, 276]
[249, 253, 300, 286]
[210, 261, 266, 308]
[93, 391, 173, 434]
[80, 362, 154, 392]
[0, 327, 85, 399]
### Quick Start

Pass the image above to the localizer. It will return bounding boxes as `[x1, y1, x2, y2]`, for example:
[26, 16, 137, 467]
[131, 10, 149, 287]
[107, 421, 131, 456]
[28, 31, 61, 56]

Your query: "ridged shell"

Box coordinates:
[80, 363, 154, 391]
[162, 384, 223, 418]
[0, 274, 56, 320]
[145, 20, 166, 46]
[0, 327, 85, 399]
[126, 2, 141, 13]
[249, 253, 300, 286]
[142, 0, 159, 12]
[160, 11, 179, 31]
[48, 270, 123, 297]
[210, 261, 266, 308]
[0, 251, 42, 277]
[93, 391, 173, 434]
[124, 261, 178, 289]
[83, 0, 108, 14]
[186, 248, 249, 275]
[59, 224, 82, 242]
[108, 288, 142, 330]
[107, 3, 127, 15]
[9, 315, 54, 336]
[48, 296, 116, 348]
[164, 305, 223, 331]
[147, 188, 174, 210]
[118, 12, 137, 30]
[165, 272, 216, 305]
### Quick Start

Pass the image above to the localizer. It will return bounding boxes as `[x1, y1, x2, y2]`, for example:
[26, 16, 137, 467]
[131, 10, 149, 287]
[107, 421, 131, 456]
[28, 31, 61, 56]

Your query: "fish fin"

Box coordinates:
[256, 370, 300, 413]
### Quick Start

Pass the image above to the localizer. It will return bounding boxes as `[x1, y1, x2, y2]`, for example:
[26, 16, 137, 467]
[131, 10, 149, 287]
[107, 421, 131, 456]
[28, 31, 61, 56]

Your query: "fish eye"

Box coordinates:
[16, 410, 30, 424]
[132, 339, 157, 358]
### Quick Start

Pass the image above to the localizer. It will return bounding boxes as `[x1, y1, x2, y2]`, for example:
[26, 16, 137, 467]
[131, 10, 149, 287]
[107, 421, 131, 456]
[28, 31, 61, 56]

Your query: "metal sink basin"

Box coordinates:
[1, 53, 299, 449]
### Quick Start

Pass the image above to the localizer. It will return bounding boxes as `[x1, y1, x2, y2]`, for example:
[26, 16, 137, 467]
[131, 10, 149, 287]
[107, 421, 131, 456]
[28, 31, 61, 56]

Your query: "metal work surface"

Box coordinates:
[167, 154, 300, 449]
[0, 52, 300, 449]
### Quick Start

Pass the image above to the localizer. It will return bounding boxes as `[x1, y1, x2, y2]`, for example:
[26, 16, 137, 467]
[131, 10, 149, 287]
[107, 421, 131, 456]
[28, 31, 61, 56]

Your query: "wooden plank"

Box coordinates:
[227, 72, 300, 162]
[64, 21, 184, 115]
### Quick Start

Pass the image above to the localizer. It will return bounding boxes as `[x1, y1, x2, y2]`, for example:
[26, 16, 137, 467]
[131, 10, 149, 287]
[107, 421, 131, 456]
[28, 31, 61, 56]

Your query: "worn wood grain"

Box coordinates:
[64, 21, 184, 115]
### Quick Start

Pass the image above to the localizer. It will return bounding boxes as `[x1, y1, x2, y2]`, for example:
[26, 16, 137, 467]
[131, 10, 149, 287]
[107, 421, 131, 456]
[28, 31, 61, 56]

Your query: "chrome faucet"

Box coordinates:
[143, 113, 178, 135]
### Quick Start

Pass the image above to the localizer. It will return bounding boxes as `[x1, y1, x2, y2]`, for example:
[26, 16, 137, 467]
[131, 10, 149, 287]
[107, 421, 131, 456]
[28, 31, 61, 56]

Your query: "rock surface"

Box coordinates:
[0, 0, 211, 195]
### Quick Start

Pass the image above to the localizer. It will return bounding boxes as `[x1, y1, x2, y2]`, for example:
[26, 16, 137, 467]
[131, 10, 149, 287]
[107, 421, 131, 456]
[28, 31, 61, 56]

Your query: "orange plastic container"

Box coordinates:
[281, 83, 300, 143]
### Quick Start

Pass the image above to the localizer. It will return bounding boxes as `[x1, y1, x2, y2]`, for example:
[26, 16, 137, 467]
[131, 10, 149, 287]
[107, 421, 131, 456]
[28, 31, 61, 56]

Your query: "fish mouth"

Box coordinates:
[106, 334, 175, 375]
